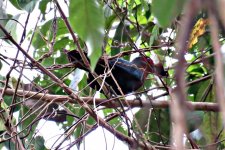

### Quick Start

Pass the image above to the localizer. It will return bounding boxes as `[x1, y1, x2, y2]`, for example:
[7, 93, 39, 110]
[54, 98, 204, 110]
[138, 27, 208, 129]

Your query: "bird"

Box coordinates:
[66, 50, 167, 95]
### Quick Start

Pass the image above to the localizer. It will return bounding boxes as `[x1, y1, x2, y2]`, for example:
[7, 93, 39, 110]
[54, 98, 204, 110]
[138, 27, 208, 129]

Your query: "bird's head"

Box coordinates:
[66, 50, 90, 71]
[154, 63, 168, 77]
[132, 56, 168, 77]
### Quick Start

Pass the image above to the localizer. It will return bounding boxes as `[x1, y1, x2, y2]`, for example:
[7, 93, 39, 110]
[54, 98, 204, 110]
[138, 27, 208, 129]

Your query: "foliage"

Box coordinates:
[0, 0, 224, 149]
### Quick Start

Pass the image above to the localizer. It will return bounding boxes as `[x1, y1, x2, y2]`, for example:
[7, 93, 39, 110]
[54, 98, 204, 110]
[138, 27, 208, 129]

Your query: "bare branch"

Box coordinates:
[172, 0, 201, 149]
[0, 88, 219, 111]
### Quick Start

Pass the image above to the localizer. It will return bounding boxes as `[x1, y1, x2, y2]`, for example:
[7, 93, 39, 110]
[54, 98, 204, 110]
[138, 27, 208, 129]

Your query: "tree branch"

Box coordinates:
[172, 0, 201, 149]
[0, 88, 219, 111]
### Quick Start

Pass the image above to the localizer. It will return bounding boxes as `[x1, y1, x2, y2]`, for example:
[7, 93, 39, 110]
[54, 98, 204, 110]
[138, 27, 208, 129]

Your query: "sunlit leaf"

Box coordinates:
[188, 18, 209, 49]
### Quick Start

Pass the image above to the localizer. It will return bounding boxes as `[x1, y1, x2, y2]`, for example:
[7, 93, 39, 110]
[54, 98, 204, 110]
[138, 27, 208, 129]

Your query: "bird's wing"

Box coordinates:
[108, 59, 144, 81]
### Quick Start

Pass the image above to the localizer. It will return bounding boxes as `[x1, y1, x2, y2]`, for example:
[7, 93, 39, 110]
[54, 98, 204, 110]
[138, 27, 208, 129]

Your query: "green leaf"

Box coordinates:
[35, 136, 47, 150]
[195, 79, 211, 102]
[56, 52, 70, 64]
[39, 0, 51, 14]
[145, 4, 151, 19]
[140, 0, 149, 11]
[23, 1, 37, 12]
[5, 14, 21, 42]
[53, 37, 71, 50]
[134, 108, 170, 144]
[149, 25, 159, 48]
[152, 0, 186, 27]
[42, 57, 54, 67]
[69, 0, 105, 71]
[9, 0, 38, 12]
[4, 96, 20, 112]
[108, 117, 127, 135]
[134, 108, 150, 132]
[32, 18, 68, 50]
[111, 19, 129, 56]
[9, 0, 22, 10]
[105, 14, 117, 32]
[78, 73, 90, 96]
